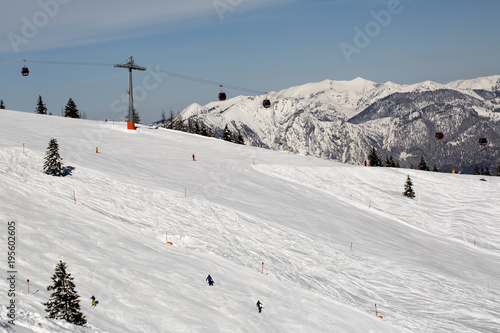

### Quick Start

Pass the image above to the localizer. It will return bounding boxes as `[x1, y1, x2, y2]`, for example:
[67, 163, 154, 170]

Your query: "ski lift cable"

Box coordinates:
[145, 67, 266, 95]
[1, 58, 268, 95]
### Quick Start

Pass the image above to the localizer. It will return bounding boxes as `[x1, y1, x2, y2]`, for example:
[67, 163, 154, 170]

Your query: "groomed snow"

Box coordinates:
[1, 110, 499, 332]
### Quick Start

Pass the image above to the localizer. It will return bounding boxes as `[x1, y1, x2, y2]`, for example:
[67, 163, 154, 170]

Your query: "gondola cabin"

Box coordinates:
[435, 132, 444, 140]
[218, 92, 226, 101]
[479, 138, 488, 146]
[262, 99, 271, 108]
[21, 66, 29, 76]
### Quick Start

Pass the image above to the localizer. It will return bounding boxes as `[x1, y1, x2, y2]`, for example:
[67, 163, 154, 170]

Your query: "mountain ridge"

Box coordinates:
[179, 75, 500, 173]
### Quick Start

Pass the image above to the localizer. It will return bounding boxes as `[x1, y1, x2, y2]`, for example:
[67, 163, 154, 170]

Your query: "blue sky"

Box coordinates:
[1, 0, 499, 123]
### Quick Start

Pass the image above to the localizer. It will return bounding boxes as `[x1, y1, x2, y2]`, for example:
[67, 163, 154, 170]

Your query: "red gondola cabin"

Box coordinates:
[435, 132, 444, 140]
[479, 138, 487, 146]
[218, 92, 226, 101]
[22, 66, 29, 76]
[262, 99, 271, 108]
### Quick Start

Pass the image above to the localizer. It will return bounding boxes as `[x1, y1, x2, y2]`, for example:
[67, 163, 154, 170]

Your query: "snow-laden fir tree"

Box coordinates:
[223, 124, 232, 142]
[43, 139, 63, 176]
[403, 175, 415, 199]
[64, 98, 80, 118]
[44, 261, 87, 326]
[497, 165, 500, 177]
[0, 99, 5, 109]
[36, 95, 47, 114]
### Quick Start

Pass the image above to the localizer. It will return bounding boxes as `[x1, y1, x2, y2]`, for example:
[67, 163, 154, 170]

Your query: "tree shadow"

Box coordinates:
[62, 166, 75, 177]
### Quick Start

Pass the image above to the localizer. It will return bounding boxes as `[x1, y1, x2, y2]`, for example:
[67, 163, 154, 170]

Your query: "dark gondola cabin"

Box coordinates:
[435, 132, 444, 140]
[479, 138, 488, 146]
[262, 99, 271, 108]
[218, 92, 226, 101]
[22, 66, 29, 76]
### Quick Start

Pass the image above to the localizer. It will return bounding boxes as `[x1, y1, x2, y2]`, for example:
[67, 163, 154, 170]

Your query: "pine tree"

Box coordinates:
[44, 261, 87, 326]
[367, 147, 380, 166]
[480, 166, 485, 175]
[187, 117, 194, 133]
[43, 139, 63, 176]
[174, 114, 185, 131]
[432, 165, 438, 172]
[223, 124, 232, 142]
[161, 111, 167, 128]
[473, 164, 480, 175]
[200, 121, 209, 137]
[0, 99, 5, 109]
[235, 130, 245, 145]
[168, 110, 175, 129]
[64, 98, 80, 118]
[35, 95, 47, 114]
[497, 165, 500, 177]
[194, 120, 200, 135]
[417, 156, 429, 171]
[133, 108, 140, 123]
[484, 166, 491, 176]
[385, 155, 396, 167]
[402, 175, 415, 199]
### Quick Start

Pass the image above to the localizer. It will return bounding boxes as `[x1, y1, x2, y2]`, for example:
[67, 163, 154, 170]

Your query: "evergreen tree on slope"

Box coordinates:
[36, 95, 47, 114]
[44, 261, 87, 326]
[64, 98, 80, 118]
[367, 147, 381, 166]
[223, 124, 233, 142]
[43, 139, 63, 176]
[0, 99, 5, 109]
[417, 156, 429, 171]
[403, 175, 415, 199]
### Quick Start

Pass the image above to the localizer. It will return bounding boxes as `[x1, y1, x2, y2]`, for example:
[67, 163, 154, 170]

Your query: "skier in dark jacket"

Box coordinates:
[206, 274, 214, 286]
[256, 300, 263, 313]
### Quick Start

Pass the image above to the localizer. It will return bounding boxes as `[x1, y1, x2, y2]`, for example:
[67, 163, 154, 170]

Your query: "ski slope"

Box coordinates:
[0, 110, 499, 333]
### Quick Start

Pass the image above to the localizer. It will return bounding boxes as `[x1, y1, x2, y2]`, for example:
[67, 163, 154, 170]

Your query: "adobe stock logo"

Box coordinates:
[8, 0, 71, 53]
[340, 0, 406, 64]
[213, 0, 243, 21]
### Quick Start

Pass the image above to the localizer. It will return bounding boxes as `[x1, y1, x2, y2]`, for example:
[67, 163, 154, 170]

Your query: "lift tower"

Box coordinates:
[114, 56, 146, 130]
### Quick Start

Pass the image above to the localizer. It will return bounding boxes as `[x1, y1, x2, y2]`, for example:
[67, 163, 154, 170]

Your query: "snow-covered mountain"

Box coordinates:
[179, 76, 500, 173]
[1, 110, 500, 332]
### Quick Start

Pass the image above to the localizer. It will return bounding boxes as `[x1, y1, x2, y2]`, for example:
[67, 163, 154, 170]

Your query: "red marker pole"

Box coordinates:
[27, 279, 30, 293]
[350, 242, 352, 251]
[23, 143, 25, 153]
[262, 262, 264, 274]
[375, 303, 377, 317]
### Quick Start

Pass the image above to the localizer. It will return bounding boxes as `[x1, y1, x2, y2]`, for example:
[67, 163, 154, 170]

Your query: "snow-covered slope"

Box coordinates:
[447, 75, 500, 91]
[1, 110, 499, 332]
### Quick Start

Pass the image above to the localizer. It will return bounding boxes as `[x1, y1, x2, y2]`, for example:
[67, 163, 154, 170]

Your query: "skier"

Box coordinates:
[90, 295, 97, 307]
[206, 274, 214, 286]
[256, 300, 263, 313]
[364, 160, 367, 166]
[192, 154, 195, 161]
[95, 147, 99, 154]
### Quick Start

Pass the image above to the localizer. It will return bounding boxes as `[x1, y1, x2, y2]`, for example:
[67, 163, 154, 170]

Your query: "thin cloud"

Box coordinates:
[1, 0, 293, 54]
